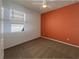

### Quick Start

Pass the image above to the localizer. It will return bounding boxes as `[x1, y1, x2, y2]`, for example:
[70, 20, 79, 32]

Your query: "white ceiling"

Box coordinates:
[7, 0, 79, 13]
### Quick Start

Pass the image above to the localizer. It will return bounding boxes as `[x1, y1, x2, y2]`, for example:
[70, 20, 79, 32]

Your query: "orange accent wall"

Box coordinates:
[41, 2, 79, 46]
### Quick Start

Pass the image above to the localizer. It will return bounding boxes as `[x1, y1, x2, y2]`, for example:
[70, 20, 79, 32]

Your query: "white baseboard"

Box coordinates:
[41, 36, 79, 48]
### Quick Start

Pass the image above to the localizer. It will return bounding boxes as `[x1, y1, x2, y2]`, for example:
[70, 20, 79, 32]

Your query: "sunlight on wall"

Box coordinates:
[1, 7, 4, 34]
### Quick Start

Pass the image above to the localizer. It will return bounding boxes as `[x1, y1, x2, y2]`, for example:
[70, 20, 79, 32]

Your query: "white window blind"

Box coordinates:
[10, 9, 26, 22]
[10, 9, 25, 32]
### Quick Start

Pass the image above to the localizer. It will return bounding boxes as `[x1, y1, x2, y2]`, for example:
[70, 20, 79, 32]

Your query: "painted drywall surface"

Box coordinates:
[41, 3, 79, 46]
[4, 1, 40, 49]
[0, 0, 4, 58]
[0, 2, 4, 59]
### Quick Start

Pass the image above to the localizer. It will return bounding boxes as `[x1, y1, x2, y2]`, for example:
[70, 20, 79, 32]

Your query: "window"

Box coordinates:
[11, 24, 24, 32]
[10, 9, 25, 21]
[10, 9, 26, 32]
[10, 9, 26, 21]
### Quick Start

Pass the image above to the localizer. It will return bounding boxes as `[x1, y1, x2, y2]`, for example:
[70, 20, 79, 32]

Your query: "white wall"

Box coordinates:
[0, 0, 4, 59]
[4, 1, 40, 49]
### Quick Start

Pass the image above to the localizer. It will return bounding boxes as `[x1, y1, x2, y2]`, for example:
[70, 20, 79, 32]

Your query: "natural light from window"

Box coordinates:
[10, 9, 25, 32]
[11, 24, 24, 32]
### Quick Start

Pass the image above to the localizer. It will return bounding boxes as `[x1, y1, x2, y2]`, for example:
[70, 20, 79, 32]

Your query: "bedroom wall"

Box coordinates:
[3, 0, 40, 49]
[0, 0, 4, 58]
[41, 2, 79, 46]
